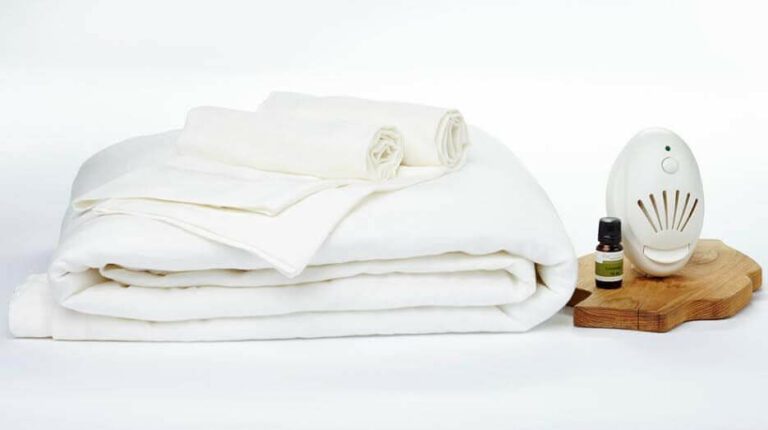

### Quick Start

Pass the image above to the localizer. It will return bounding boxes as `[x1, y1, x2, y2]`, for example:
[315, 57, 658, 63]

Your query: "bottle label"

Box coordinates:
[595, 250, 623, 282]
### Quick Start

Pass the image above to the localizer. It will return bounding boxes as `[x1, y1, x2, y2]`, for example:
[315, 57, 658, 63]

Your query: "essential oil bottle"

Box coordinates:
[595, 217, 623, 289]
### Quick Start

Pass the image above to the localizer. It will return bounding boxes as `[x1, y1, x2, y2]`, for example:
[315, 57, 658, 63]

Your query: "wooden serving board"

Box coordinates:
[568, 239, 762, 332]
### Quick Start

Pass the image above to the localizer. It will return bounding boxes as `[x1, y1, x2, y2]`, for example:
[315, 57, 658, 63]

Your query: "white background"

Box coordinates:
[1, 1, 766, 429]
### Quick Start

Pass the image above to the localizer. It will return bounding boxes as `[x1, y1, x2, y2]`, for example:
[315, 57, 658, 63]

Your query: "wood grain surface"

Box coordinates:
[568, 239, 762, 332]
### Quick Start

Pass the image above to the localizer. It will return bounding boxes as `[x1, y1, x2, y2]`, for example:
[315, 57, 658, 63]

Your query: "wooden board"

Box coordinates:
[568, 239, 762, 332]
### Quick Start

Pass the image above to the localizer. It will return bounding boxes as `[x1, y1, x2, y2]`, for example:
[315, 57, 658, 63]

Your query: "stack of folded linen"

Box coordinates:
[9, 92, 577, 341]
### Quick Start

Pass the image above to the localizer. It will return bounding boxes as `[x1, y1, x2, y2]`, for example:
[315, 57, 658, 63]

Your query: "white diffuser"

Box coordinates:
[606, 128, 704, 276]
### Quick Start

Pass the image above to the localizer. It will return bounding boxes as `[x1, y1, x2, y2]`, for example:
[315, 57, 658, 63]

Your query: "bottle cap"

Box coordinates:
[598, 217, 622, 245]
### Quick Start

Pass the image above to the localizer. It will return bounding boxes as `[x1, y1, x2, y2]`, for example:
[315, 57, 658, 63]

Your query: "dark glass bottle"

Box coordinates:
[595, 217, 623, 289]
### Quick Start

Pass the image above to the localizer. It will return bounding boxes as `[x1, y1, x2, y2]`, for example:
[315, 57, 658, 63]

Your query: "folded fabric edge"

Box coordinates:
[8, 274, 52, 338]
[8, 258, 577, 340]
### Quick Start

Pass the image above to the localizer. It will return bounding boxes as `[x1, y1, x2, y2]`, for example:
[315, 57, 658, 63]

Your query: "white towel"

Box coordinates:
[9, 128, 577, 341]
[177, 106, 404, 180]
[260, 92, 470, 168]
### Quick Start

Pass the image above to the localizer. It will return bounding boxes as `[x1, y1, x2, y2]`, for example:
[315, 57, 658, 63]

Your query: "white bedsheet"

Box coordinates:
[9, 128, 576, 341]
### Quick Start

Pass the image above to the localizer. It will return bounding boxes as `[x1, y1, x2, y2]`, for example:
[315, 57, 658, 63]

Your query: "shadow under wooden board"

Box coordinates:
[567, 239, 762, 332]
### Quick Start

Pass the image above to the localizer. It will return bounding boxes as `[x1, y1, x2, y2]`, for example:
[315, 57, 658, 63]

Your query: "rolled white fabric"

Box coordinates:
[176, 106, 404, 180]
[259, 92, 470, 168]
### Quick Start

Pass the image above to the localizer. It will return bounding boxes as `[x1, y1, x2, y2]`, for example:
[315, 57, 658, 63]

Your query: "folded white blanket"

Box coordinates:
[177, 106, 404, 180]
[72, 151, 444, 277]
[73, 100, 450, 276]
[9, 128, 576, 341]
[260, 92, 469, 168]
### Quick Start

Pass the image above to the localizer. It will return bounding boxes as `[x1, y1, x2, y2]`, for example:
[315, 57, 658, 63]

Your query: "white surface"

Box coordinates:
[1, 0, 766, 428]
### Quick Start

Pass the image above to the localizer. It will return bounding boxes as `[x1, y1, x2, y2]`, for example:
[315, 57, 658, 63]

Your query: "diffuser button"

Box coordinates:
[661, 157, 679, 174]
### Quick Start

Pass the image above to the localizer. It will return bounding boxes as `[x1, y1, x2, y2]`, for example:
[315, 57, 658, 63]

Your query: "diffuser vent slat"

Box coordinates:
[637, 199, 658, 233]
[638, 190, 700, 234]
[680, 198, 699, 232]
[677, 193, 691, 230]
[672, 190, 680, 231]
[649, 193, 663, 232]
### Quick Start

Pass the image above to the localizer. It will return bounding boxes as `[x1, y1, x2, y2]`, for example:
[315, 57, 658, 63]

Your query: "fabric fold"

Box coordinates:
[72, 99, 447, 275]
[260, 92, 470, 168]
[75, 164, 444, 277]
[9, 127, 577, 341]
[177, 106, 404, 180]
